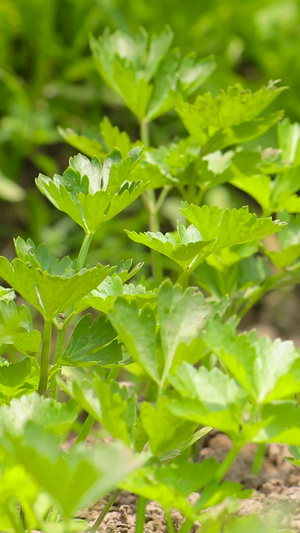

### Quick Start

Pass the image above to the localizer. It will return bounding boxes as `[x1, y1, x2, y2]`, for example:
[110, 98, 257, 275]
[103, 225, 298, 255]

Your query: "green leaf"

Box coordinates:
[223, 514, 292, 533]
[0, 393, 78, 436]
[60, 314, 124, 367]
[100, 117, 141, 157]
[158, 281, 211, 380]
[90, 27, 164, 119]
[0, 465, 39, 531]
[129, 206, 285, 275]
[169, 363, 244, 436]
[59, 370, 135, 446]
[140, 396, 207, 457]
[0, 286, 15, 302]
[134, 138, 200, 189]
[204, 112, 283, 153]
[58, 127, 106, 159]
[262, 211, 300, 268]
[126, 220, 214, 270]
[0, 239, 110, 318]
[0, 170, 26, 202]
[176, 82, 286, 149]
[270, 165, 300, 213]
[181, 204, 285, 253]
[0, 359, 38, 403]
[110, 298, 160, 384]
[204, 321, 300, 404]
[36, 150, 144, 234]
[230, 175, 271, 215]
[255, 402, 300, 444]
[61, 115, 141, 161]
[4, 422, 140, 518]
[0, 300, 41, 357]
[91, 27, 215, 121]
[146, 50, 216, 121]
[121, 459, 218, 521]
[278, 118, 300, 166]
[75, 275, 155, 315]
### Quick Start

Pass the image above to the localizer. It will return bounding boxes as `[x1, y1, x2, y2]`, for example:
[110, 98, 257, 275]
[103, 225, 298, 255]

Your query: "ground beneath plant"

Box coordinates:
[78, 434, 300, 532]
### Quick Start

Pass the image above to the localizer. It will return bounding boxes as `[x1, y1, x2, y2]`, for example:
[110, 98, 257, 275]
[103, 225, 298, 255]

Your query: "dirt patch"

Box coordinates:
[78, 434, 300, 532]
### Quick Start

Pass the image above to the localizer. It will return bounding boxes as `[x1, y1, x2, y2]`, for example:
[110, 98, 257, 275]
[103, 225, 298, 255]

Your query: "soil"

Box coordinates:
[77, 434, 300, 532]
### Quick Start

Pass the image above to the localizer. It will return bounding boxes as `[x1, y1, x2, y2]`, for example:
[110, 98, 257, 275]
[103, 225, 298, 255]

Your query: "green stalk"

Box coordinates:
[50, 326, 66, 399]
[166, 511, 176, 533]
[214, 443, 242, 484]
[178, 518, 193, 533]
[89, 489, 121, 533]
[135, 496, 147, 533]
[141, 119, 150, 146]
[7, 506, 25, 533]
[77, 232, 93, 269]
[156, 185, 171, 212]
[140, 119, 163, 282]
[75, 412, 95, 444]
[38, 318, 53, 396]
[106, 367, 121, 383]
[252, 443, 266, 475]
[176, 246, 215, 287]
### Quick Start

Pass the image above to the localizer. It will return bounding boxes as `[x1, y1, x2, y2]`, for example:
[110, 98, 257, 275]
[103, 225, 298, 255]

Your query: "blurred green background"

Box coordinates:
[1, 0, 299, 254]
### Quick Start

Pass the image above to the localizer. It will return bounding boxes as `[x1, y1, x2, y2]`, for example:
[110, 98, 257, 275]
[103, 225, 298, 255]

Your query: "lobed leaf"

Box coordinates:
[0, 254, 110, 319]
[0, 300, 41, 357]
[91, 27, 215, 121]
[110, 298, 160, 384]
[126, 220, 214, 270]
[0, 359, 38, 403]
[36, 149, 144, 234]
[169, 363, 245, 436]
[204, 320, 300, 404]
[127, 205, 285, 273]
[0, 393, 78, 437]
[181, 204, 285, 252]
[158, 281, 211, 379]
[176, 82, 285, 149]
[2, 421, 140, 518]
[58, 369, 136, 446]
[75, 275, 155, 315]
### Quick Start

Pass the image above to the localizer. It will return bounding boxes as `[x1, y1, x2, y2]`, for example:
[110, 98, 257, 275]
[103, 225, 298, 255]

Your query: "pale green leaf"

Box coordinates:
[110, 298, 160, 384]
[58, 127, 106, 159]
[0, 359, 38, 403]
[176, 82, 286, 149]
[36, 150, 144, 234]
[76, 275, 155, 315]
[0, 255, 110, 318]
[0, 300, 41, 357]
[140, 396, 200, 457]
[0, 393, 78, 436]
[126, 220, 214, 270]
[181, 204, 285, 253]
[255, 402, 300, 444]
[59, 370, 135, 445]
[158, 281, 211, 379]
[4, 422, 140, 518]
[277, 118, 300, 166]
[121, 459, 218, 520]
[169, 363, 244, 436]
[204, 321, 300, 404]
[0, 171, 25, 202]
